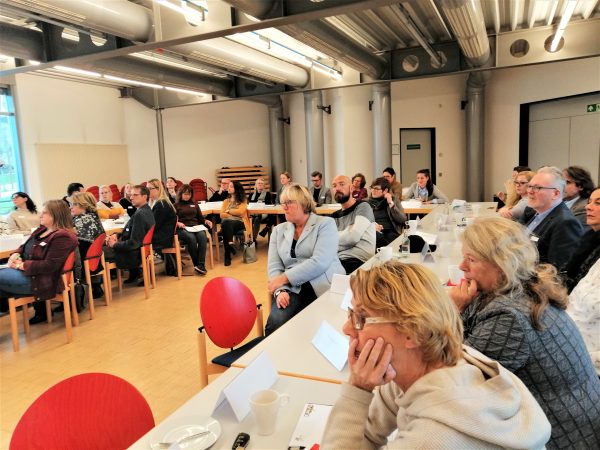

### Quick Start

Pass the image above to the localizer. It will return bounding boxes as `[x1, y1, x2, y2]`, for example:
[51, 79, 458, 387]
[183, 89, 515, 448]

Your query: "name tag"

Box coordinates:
[40, 242, 47, 246]
[530, 235, 539, 242]
[190, 205, 196, 208]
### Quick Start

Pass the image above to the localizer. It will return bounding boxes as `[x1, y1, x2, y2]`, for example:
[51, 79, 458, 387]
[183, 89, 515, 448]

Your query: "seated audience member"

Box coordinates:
[331, 175, 375, 274]
[0, 200, 78, 323]
[496, 165, 531, 206]
[62, 182, 84, 206]
[248, 177, 274, 240]
[519, 166, 583, 268]
[309, 171, 332, 206]
[165, 177, 178, 204]
[174, 184, 212, 275]
[278, 171, 293, 199]
[106, 185, 155, 284]
[498, 170, 534, 221]
[405, 168, 449, 204]
[322, 262, 551, 449]
[563, 165, 594, 230]
[206, 177, 230, 227]
[265, 185, 344, 335]
[562, 187, 600, 293]
[147, 178, 177, 255]
[367, 177, 406, 248]
[119, 182, 136, 217]
[351, 173, 368, 201]
[96, 185, 125, 219]
[7, 192, 39, 234]
[220, 181, 250, 267]
[382, 167, 402, 199]
[449, 217, 600, 449]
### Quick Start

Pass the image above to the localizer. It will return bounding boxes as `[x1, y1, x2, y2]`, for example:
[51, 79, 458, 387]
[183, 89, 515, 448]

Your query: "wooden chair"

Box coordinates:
[8, 251, 76, 352]
[161, 219, 182, 280]
[106, 225, 156, 299]
[10, 373, 154, 450]
[82, 233, 111, 320]
[198, 277, 264, 388]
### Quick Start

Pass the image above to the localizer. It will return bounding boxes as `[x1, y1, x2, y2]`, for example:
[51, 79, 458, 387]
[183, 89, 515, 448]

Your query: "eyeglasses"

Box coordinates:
[280, 200, 297, 207]
[347, 307, 396, 331]
[370, 187, 382, 191]
[513, 181, 528, 186]
[130, 193, 142, 197]
[526, 185, 558, 192]
[149, 186, 158, 190]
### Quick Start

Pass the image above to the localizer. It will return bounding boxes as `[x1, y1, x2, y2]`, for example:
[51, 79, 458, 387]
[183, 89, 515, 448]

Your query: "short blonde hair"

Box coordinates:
[72, 192, 98, 214]
[350, 262, 463, 367]
[280, 184, 316, 214]
[148, 178, 175, 211]
[461, 217, 567, 328]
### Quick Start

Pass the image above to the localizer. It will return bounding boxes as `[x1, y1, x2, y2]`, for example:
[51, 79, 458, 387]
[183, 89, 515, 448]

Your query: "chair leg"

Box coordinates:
[85, 261, 96, 320]
[198, 331, 209, 389]
[22, 303, 30, 336]
[69, 280, 79, 327]
[141, 258, 150, 299]
[117, 268, 122, 293]
[175, 247, 182, 280]
[149, 253, 156, 289]
[101, 255, 111, 305]
[9, 298, 20, 352]
[213, 226, 220, 262]
[45, 301, 52, 324]
[205, 231, 214, 269]
[62, 289, 73, 344]
[255, 305, 265, 337]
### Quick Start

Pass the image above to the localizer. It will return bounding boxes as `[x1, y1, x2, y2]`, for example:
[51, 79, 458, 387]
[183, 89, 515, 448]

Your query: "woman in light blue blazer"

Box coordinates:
[266, 184, 345, 335]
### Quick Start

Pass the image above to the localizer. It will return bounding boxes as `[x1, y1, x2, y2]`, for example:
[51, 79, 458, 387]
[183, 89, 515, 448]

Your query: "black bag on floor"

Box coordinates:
[74, 281, 88, 313]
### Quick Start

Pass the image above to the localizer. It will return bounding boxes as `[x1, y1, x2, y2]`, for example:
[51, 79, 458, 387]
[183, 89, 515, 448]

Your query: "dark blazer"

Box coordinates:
[151, 200, 177, 250]
[113, 204, 155, 269]
[15, 227, 78, 300]
[521, 202, 583, 268]
[569, 196, 589, 231]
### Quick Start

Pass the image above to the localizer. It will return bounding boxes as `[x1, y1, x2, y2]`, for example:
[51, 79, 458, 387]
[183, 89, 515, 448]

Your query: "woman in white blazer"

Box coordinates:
[266, 184, 345, 335]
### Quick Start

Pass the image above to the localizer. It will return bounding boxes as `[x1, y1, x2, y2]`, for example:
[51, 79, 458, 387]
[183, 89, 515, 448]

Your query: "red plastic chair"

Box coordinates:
[189, 178, 207, 201]
[8, 251, 77, 352]
[86, 186, 99, 201]
[109, 184, 121, 202]
[175, 179, 183, 192]
[198, 277, 264, 388]
[83, 233, 110, 320]
[10, 373, 154, 450]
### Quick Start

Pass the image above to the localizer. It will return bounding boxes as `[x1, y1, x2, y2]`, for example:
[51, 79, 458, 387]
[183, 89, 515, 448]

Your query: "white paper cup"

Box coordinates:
[454, 212, 464, 225]
[249, 389, 290, 436]
[377, 246, 393, 262]
[448, 265, 464, 285]
[408, 220, 418, 233]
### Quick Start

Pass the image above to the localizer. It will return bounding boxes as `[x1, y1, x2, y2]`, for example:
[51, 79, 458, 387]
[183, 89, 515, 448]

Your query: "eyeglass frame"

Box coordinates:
[280, 199, 297, 207]
[347, 307, 396, 330]
[526, 184, 559, 193]
[513, 181, 528, 186]
[370, 186, 383, 191]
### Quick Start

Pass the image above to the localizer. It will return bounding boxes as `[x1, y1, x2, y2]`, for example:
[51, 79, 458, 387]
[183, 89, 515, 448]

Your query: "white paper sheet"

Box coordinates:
[414, 231, 438, 245]
[330, 273, 350, 294]
[311, 321, 349, 371]
[213, 351, 278, 422]
[184, 225, 207, 232]
[288, 403, 334, 448]
[339, 288, 352, 311]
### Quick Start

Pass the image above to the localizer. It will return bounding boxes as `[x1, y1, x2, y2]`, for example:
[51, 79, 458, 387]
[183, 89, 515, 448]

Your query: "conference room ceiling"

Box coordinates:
[0, 0, 598, 107]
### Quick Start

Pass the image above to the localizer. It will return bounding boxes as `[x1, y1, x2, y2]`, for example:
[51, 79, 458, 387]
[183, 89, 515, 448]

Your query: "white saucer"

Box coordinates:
[148, 416, 221, 450]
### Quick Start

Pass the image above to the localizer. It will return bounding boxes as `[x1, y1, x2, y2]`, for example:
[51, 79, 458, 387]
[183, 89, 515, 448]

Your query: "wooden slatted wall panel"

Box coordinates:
[215, 166, 270, 195]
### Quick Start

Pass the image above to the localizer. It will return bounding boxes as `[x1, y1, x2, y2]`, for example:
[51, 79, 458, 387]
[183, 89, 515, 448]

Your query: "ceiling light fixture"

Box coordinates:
[54, 65, 101, 77]
[103, 75, 163, 89]
[312, 61, 342, 80]
[549, 0, 578, 52]
[156, 0, 205, 24]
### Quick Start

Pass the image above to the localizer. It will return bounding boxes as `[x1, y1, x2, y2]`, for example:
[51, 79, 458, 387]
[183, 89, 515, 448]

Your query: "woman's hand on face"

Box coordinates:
[348, 337, 396, 392]
[449, 279, 478, 312]
[275, 291, 290, 309]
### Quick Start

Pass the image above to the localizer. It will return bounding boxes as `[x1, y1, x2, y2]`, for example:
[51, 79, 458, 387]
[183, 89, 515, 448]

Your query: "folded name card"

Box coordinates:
[330, 273, 350, 294]
[312, 321, 349, 371]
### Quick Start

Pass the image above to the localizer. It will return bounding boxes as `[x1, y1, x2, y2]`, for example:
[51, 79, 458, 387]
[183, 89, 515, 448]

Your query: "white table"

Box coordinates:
[130, 368, 341, 450]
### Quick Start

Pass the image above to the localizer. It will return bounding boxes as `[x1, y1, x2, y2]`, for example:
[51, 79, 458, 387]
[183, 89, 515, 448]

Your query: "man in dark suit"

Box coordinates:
[520, 166, 583, 269]
[106, 185, 155, 283]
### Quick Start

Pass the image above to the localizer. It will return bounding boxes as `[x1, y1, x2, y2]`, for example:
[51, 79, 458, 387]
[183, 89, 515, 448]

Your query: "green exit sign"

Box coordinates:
[587, 103, 600, 113]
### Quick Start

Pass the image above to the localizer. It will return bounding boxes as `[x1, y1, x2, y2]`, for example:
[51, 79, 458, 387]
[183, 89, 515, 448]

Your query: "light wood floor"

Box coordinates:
[0, 241, 271, 448]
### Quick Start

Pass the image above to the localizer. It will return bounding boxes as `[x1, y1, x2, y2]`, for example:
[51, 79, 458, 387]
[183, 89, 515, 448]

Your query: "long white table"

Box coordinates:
[130, 368, 341, 449]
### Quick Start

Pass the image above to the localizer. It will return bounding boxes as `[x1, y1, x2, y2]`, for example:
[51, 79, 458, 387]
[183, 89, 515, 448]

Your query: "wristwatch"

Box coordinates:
[274, 288, 288, 298]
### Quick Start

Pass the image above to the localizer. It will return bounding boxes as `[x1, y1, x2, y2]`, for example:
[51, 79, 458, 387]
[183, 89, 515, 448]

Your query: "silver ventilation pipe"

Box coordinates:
[372, 84, 392, 177]
[438, 0, 492, 201]
[0, 23, 44, 61]
[223, 0, 387, 79]
[267, 97, 287, 191]
[304, 91, 325, 183]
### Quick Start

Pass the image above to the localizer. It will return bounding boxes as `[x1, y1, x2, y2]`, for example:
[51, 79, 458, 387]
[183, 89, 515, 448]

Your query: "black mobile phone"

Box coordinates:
[232, 432, 250, 450]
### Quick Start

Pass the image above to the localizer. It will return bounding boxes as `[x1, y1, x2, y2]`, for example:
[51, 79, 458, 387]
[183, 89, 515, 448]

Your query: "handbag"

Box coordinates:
[242, 241, 257, 264]
[74, 280, 88, 313]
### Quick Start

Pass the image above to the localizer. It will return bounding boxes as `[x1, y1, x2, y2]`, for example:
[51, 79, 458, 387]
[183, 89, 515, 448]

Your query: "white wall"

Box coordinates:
[123, 98, 160, 184]
[14, 73, 126, 202]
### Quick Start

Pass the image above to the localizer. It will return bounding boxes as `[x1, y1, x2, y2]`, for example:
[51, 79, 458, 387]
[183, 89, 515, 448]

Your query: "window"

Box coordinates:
[0, 87, 23, 215]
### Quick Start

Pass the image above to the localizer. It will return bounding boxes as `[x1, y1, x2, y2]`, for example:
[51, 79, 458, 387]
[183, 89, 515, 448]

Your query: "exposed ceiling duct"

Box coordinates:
[0, 21, 43, 61]
[223, 0, 388, 79]
[1, 0, 309, 87]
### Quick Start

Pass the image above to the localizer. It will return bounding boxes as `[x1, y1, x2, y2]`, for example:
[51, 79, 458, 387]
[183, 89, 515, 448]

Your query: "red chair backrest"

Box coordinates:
[175, 179, 183, 192]
[189, 178, 207, 201]
[85, 233, 107, 272]
[10, 373, 154, 450]
[200, 277, 258, 349]
[61, 251, 76, 286]
[109, 184, 120, 202]
[120, 185, 126, 198]
[86, 186, 99, 201]
[141, 225, 155, 258]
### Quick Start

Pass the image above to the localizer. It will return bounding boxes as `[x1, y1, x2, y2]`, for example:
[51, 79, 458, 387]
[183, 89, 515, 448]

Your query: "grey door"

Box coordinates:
[400, 129, 433, 185]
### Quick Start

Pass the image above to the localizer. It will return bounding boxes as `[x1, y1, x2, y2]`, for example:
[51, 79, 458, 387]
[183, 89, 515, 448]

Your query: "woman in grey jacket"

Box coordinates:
[265, 184, 344, 335]
[405, 168, 449, 204]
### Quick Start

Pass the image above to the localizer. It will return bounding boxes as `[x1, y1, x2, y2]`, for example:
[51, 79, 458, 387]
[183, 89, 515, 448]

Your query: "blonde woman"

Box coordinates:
[96, 185, 125, 219]
[323, 262, 550, 449]
[449, 217, 600, 448]
[147, 178, 177, 252]
[497, 170, 534, 220]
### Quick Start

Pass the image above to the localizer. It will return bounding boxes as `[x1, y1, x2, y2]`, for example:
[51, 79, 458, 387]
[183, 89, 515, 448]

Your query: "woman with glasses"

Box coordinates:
[498, 170, 534, 220]
[366, 177, 406, 248]
[174, 184, 212, 275]
[7, 192, 39, 234]
[323, 261, 551, 449]
[220, 181, 251, 266]
[449, 217, 600, 449]
[147, 178, 177, 260]
[265, 185, 344, 335]
[405, 168, 448, 204]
